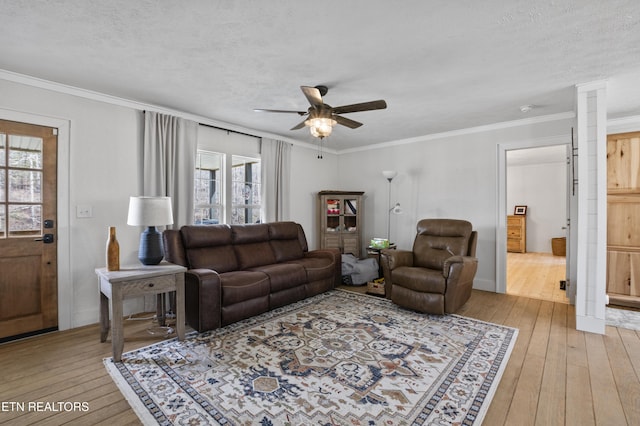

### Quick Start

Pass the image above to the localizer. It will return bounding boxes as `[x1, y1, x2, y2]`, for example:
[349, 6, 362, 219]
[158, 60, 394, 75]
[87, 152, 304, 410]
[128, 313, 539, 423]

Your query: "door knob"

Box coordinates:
[35, 234, 55, 243]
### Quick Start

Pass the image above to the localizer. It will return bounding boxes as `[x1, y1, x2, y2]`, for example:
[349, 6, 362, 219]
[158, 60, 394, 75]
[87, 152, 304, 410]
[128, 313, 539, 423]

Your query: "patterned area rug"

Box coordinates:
[104, 290, 518, 425]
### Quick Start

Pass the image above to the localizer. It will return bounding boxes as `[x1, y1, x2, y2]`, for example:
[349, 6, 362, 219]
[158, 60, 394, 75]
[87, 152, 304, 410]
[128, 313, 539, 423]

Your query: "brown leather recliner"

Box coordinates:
[380, 219, 478, 315]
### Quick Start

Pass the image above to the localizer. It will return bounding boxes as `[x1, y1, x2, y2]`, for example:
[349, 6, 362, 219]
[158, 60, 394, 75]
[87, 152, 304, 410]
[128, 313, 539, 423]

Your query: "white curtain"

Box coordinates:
[260, 138, 291, 222]
[143, 111, 198, 228]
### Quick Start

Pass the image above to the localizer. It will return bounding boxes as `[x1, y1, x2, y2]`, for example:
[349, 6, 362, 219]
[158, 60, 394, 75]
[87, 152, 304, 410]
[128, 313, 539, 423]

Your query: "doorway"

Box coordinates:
[504, 145, 568, 303]
[0, 120, 58, 341]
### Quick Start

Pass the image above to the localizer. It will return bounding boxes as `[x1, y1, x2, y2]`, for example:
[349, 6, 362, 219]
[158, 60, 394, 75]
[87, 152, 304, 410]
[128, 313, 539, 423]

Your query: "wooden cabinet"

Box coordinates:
[607, 131, 640, 308]
[507, 215, 526, 253]
[318, 191, 364, 257]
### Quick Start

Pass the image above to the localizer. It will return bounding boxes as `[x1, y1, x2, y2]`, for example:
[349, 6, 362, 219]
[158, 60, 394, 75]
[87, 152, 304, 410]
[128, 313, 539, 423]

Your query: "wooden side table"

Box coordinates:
[96, 262, 187, 362]
[367, 244, 396, 278]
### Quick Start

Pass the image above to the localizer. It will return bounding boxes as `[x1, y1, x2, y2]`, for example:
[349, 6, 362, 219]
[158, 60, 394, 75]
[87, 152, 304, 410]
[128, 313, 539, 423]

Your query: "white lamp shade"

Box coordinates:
[127, 196, 174, 226]
[382, 170, 397, 180]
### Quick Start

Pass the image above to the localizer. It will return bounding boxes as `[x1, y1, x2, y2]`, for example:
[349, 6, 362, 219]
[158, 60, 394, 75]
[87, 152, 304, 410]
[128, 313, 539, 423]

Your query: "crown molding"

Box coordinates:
[0, 69, 325, 151]
[607, 114, 640, 134]
[338, 111, 576, 154]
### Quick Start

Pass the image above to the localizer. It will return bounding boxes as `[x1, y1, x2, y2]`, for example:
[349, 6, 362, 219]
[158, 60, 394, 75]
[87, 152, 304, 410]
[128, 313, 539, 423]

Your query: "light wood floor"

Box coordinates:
[507, 252, 569, 304]
[1, 291, 639, 425]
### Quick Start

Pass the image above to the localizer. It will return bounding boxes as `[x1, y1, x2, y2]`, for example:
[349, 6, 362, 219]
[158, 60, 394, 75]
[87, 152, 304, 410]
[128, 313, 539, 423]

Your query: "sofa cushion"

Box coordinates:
[286, 256, 335, 282]
[249, 263, 307, 292]
[219, 271, 270, 305]
[232, 223, 270, 244]
[268, 222, 304, 262]
[232, 224, 277, 268]
[186, 246, 238, 273]
[186, 245, 238, 272]
[234, 242, 277, 269]
[181, 225, 238, 272]
[182, 224, 232, 247]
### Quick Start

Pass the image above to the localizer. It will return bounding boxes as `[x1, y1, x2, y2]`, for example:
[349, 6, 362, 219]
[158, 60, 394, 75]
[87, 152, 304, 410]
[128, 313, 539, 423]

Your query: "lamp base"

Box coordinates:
[138, 226, 164, 265]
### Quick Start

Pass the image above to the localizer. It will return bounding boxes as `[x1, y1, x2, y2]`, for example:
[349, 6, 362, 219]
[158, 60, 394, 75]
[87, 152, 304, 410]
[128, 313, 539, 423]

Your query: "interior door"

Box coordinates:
[0, 119, 58, 341]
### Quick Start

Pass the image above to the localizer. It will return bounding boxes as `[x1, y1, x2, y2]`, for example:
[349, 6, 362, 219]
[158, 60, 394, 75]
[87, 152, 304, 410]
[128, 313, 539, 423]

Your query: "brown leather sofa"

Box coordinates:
[380, 219, 478, 315]
[163, 221, 340, 332]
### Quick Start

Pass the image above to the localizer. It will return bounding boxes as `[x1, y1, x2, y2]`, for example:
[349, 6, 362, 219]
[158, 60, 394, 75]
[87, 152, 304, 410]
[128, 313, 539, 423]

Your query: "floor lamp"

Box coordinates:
[382, 170, 402, 242]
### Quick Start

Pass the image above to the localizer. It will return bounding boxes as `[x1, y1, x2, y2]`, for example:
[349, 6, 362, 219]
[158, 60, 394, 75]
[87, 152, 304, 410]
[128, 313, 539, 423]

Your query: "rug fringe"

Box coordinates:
[103, 358, 170, 425]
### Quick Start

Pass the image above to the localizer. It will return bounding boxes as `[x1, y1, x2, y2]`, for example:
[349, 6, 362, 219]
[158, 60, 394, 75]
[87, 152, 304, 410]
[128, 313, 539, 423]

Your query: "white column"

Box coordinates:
[575, 81, 607, 334]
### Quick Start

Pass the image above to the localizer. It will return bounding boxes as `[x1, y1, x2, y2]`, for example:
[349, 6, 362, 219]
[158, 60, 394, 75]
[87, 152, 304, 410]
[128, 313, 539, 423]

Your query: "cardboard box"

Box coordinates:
[367, 279, 385, 296]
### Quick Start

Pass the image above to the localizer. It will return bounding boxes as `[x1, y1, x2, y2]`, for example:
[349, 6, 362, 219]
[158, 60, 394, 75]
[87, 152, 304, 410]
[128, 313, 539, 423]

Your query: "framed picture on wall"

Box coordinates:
[514, 205, 527, 215]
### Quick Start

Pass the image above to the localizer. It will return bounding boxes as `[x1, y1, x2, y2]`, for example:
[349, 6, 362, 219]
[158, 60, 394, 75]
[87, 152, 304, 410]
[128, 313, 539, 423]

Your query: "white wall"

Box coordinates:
[289, 146, 340, 250]
[506, 157, 567, 253]
[337, 118, 574, 292]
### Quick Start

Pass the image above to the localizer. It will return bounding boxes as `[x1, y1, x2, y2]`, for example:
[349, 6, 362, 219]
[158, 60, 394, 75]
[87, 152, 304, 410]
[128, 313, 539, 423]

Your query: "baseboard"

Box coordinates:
[576, 314, 605, 334]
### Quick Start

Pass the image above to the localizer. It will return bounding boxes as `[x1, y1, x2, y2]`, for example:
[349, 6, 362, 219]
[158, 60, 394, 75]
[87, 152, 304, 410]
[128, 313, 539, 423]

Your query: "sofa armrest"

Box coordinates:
[305, 248, 339, 259]
[305, 247, 341, 287]
[185, 268, 222, 332]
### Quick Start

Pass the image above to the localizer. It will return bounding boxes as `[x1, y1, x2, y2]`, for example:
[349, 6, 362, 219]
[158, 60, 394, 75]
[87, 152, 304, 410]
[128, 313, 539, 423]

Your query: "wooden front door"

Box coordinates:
[0, 119, 58, 341]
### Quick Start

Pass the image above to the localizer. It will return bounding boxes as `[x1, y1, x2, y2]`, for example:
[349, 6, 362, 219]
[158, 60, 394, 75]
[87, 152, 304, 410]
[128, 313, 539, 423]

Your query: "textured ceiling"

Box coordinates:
[1, 0, 639, 150]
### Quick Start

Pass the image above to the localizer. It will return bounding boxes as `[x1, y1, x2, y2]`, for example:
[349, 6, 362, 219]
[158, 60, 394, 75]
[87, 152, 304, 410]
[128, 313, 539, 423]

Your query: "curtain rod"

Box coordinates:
[143, 110, 259, 139]
[198, 122, 259, 139]
[143, 110, 292, 143]
[200, 123, 293, 146]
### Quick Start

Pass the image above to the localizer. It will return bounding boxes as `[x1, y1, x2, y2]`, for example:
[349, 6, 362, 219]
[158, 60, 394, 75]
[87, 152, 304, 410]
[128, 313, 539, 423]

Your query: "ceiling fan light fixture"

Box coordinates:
[306, 117, 336, 139]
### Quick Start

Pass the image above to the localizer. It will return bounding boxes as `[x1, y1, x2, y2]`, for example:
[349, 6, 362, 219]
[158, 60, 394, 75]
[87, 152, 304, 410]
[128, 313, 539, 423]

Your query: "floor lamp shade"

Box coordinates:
[127, 196, 174, 265]
[382, 170, 398, 181]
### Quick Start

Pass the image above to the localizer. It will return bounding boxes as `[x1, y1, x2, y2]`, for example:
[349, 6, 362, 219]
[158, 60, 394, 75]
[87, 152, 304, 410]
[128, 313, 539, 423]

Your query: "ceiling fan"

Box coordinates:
[254, 85, 387, 139]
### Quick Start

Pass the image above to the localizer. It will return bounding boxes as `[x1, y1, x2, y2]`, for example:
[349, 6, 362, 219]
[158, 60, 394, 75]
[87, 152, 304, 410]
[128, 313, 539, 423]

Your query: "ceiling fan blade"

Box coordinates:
[290, 119, 308, 130]
[301, 86, 324, 107]
[254, 108, 307, 115]
[332, 100, 387, 114]
[334, 115, 363, 129]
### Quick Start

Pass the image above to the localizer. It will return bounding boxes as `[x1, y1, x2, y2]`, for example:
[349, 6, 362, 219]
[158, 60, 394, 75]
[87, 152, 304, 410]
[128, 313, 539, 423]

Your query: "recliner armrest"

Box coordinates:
[443, 255, 478, 279]
[380, 249, 414, 300]
[381, 249, 414, 270]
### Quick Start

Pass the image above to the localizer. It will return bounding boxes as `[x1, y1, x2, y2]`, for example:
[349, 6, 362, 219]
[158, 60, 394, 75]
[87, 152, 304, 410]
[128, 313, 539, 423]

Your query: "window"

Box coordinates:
[194, 151, 262, 225]
[1, 133, 44, 237]
[194, 151, 222, 225]
[231, 155, 261, 224]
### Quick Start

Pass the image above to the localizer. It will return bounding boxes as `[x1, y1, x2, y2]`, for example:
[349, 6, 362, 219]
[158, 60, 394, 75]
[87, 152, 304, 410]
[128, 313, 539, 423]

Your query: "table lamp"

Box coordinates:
[127, 196, 173, 265]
